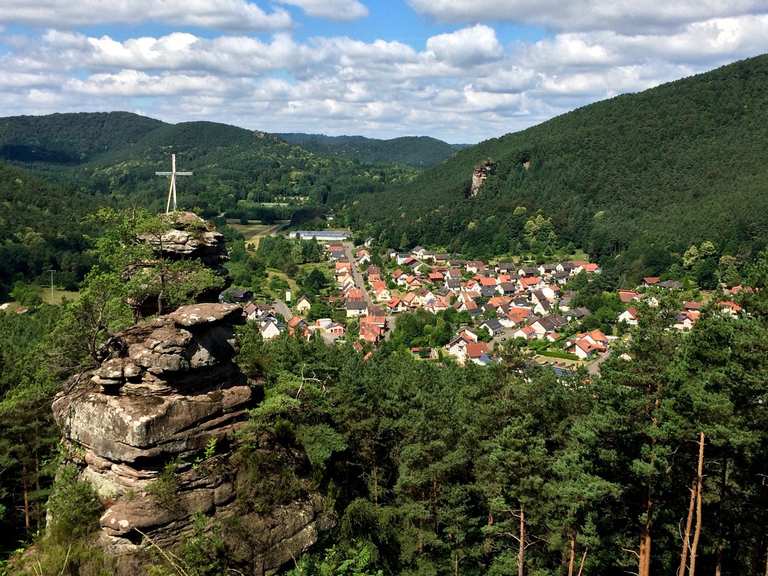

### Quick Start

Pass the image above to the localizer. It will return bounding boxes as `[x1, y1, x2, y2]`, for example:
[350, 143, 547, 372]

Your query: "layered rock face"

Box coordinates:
[53, 303, 331, 575]
[129, 211, 230, 318]
[141, 211, 228, 270]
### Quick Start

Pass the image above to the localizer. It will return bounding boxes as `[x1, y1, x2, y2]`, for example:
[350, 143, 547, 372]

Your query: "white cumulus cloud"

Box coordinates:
[0, 0, 292, 31]
[275, 0, 369, 21]
[408, 0, 768, 33]
[426, 25, 503, 66]
[2, 9, 768, 142]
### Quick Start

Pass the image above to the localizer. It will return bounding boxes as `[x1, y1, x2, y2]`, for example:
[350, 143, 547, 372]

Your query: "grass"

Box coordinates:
[227, 219, 290, 250]
[265, 268, 300, 300]
[537, 349, 581, 361]
[2, 287, 80, 311]
[41, 288, 80, 305]
[534, 354, 582, 366]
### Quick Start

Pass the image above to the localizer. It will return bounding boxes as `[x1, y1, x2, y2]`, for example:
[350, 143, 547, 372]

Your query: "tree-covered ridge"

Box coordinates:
[0, 111, 164, 164]
[0, 112, 419, 218]
[345, 54, 768, 281]
[0, 162, 96, 298]
[277, 133, 466, 167]
[78, 121, 418, 216]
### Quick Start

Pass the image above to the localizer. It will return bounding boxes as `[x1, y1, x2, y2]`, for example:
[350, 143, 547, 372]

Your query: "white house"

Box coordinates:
[295, 295, 312, 314]
[618, 308, 639, 326]
[259, 318, 282, 340]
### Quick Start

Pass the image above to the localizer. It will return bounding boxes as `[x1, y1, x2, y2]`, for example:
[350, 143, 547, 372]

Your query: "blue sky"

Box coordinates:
[0, 0, 767, 142]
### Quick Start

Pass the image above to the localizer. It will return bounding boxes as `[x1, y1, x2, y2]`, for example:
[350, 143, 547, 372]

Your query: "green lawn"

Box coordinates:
[41, 287, 80, 305]
[2, 286, 80, 311]
[227, 219, 289, 250]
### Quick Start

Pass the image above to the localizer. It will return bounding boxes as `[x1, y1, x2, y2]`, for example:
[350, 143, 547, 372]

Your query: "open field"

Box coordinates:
[1, 286, 80, 312]
[265, 268, 300, 298]
[226, 219, 289, 249]
[41, 287, 80, 305]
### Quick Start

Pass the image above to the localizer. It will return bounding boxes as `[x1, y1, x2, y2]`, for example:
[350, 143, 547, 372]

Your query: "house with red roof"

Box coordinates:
[567, 330, 608, 360]
[718, 300, 743, 318]
[618, 290, 641, 303]
[371, 280, 390, 302]
[501, 306, 531, 328]
[673, 310, 701, 331]
[618, 307, 639, 325]
[519, 276, 542, 291]
[512, 325, 537, 341]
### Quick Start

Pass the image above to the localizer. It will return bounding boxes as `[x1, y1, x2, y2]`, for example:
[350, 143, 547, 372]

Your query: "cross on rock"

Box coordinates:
[156, 153, 193, 213]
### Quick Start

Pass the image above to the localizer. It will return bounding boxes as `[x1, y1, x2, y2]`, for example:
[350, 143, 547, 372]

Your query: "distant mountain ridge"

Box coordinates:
[277, 133, 467, 167]
[0, 112, 462, 169]
[346, 54, 768, 279]
[0, 112, 418, 222]
[0, 111, 164, 164]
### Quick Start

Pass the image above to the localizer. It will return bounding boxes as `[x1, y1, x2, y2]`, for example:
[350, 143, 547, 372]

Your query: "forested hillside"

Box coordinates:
[0, 163, 95, 297]
[0, 112, 163, 164]
[277, 133, 465, 167]
[0, 112, 418, 218]
[0, 114, 421, 298]
[346, 54, 768, 281]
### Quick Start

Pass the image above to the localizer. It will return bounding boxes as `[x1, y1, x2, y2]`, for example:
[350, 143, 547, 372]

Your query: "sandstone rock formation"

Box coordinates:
[128, 211, 230, 318]
[469, 159, 495, 198]
[53, 303, 332, 575]
[140, 211, 228, 270]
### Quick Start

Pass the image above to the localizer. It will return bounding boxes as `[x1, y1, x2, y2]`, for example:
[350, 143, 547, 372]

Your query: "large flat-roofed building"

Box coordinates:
[289, 230, 351, 242]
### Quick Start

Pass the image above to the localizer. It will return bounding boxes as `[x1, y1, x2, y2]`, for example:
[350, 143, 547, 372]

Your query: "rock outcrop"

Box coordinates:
[53, 303, 332, 575]
[469, 159, 495, 198]
[128, 211, 230, 318]
[140, 211, 228, 270]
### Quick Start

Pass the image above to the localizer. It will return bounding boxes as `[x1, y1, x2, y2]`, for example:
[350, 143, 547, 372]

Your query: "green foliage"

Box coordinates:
[278, 132, 463, 167]
[46, 464, 102, 544]
[297, 424, 348, 470]
[347, 54, 768, 280]
[148, 461, 181, 512]
[147, 514, 230, 576]
[236, 306, 768, 576]
[9, 283, 42, 308]
[0, 162, 94, 299]
[287, 540, 384, 576]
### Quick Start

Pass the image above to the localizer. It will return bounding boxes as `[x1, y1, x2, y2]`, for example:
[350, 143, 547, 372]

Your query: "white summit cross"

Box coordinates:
[156, 153, 193, 213]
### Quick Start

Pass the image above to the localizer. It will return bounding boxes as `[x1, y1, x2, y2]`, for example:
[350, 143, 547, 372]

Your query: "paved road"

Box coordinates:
[587, 350, 611, 376]
[273, 299, 293, 322]
[342, 242, 373, 306]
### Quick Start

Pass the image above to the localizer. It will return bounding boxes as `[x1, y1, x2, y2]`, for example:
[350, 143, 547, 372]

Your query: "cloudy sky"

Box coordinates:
[1, 1, 768, 142]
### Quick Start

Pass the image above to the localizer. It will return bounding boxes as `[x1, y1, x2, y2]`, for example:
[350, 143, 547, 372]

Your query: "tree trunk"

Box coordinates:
[567, 533, 576, 576]
[577, 549, 587, 576]
[453, 550, 459, 576]
[688, 432, 705, 576]
[764, 543, 768, 576]
[714, 547, 722, 576]
[372, 465, 379, 505]
[639, 491, 652, 576]
[518, 504, 525, 576]
[639, 525, 652, 576]
[21, 468, 30, 532]
[678, 479, 697, 576]
[567, 532, 576, 576]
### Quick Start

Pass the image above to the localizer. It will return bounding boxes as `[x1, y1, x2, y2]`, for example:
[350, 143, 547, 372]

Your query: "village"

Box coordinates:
[235, 233, 747, 373]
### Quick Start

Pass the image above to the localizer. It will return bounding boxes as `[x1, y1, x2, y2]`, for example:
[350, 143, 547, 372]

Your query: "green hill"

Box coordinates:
[0, 112, 418, 217]
[346, 54, 768, 280]
[0, 111, 164, 164]
[277, 133, 465, 167]
[0, 162, 96, 297]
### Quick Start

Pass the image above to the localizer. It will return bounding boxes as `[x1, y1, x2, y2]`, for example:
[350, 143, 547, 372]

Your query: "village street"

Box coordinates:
[272, 299, 292, 322]
[342, 241, 373, 306]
